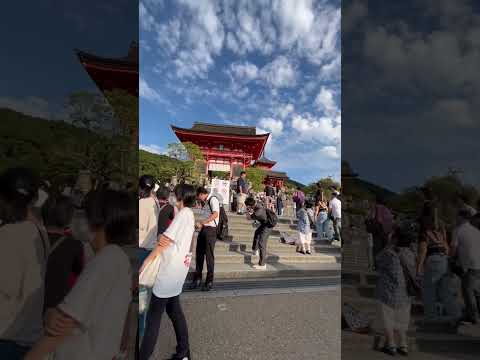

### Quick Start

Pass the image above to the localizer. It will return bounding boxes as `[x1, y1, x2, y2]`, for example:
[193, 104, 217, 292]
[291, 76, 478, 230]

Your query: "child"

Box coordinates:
[297, 202, 312, 255]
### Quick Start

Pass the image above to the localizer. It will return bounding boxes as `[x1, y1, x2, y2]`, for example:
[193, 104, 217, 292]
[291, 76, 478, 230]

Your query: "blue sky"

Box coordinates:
[0, 1, 137, 118]
[140, 0, 341, 185]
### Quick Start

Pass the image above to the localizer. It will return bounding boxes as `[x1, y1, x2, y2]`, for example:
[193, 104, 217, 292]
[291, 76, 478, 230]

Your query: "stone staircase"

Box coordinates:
[186, 211, 341, 287]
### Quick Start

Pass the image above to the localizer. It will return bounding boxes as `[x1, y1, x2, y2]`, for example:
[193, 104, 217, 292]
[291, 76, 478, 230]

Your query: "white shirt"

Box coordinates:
[201, 195, 220, 228]
[153, 207, 195, 298]
[56, 245, 131, 360]
[139, 197, 160, 249]
[452, 222, 480, 271]
[0, 221, 48, 345]
[329, 197, 341, 219]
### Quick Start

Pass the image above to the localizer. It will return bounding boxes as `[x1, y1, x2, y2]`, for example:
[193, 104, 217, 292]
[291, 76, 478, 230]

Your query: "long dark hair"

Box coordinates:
[138, 175, 155, 199]
[85, 189, 136, 245]
[0, 167, 39, 224]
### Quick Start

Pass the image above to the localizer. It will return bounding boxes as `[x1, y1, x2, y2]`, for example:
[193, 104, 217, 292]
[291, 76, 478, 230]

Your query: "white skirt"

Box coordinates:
[298, 232, 312, 245]
[373, 301, 411, 333]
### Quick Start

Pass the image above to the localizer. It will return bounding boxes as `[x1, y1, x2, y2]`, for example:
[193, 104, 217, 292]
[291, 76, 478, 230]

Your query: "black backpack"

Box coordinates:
[265, 208, 278, 228]
[208, 197, 229, 241]
[266, 186, 275, 197]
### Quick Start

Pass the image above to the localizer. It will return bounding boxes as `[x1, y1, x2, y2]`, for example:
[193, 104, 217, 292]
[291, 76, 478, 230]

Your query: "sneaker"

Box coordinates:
[252, 250, 259, 256]
[188, 279, 201, 290]
[381, 346, 397, 356]
[253, 264, 267, 270]
[306, 250, 312, 255]
[201, 282, 213, 292]
[169, 351, 191, 360]
[397, 347, 408, 356]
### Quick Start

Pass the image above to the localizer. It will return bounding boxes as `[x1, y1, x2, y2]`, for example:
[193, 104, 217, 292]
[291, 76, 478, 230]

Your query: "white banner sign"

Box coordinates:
[208, 162, 230, 172]
[210, 178, 230, 206]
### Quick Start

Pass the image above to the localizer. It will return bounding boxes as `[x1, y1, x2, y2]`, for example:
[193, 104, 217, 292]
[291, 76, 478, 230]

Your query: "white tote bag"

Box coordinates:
[139, 255, 162, 288]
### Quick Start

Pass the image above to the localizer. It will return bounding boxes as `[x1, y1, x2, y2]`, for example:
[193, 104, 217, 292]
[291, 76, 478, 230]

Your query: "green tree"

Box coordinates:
[246, 167, 266, 192]
[303, 177, 340, 198]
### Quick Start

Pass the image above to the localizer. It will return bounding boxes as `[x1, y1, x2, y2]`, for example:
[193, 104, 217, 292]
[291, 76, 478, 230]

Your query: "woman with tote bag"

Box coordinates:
[139, 184, 196, 360]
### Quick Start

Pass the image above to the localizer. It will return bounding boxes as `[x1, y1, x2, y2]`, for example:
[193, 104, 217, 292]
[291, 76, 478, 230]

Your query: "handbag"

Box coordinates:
[398, 251, 421, 297]
[139, 255, 162, 288]
[365, 206, 383, 235]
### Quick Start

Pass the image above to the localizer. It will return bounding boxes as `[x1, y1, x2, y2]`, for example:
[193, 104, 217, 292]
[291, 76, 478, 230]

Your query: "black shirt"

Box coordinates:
[237, 177, 248, 193]
[44, 233, 84, 310]
[252, 206, 268, 225]
[158, 203, 175, 235]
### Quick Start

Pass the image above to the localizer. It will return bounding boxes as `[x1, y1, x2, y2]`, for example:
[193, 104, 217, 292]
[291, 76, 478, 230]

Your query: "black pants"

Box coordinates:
[195, 226, 217, 283]
[252, 224, 272, 266]
[139, 294, 189, 360]
[462, 269, 480, 323]
[0, 340, 30, 360]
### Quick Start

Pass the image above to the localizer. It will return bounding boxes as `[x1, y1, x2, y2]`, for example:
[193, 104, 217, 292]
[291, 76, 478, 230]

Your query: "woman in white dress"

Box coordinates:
[139, 184, 197, 360]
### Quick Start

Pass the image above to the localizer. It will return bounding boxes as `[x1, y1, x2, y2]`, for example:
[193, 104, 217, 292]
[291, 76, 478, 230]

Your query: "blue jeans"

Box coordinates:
[0, 340, 30, 359]
[423, 254, 449, 320]
[138, 248, 152, 341]
[316, 211, 328, 238]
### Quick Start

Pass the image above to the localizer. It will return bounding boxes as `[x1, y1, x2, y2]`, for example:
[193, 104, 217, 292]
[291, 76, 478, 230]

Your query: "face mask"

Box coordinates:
[34, 188, 49, 208]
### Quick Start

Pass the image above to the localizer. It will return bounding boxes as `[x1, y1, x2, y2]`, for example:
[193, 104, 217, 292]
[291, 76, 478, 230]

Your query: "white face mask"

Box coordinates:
[34, 188, 49, 208]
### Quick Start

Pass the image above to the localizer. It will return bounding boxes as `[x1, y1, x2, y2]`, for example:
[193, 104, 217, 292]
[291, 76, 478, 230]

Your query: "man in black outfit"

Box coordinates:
[190, 187, 219, 291]
[245, 197, 272, 270]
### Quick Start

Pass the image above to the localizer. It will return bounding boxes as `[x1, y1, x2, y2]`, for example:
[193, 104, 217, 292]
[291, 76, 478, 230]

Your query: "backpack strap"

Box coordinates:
[32, 222, 49, 261]
[49, 235, 67, 255]
[207, 196, 219, 227]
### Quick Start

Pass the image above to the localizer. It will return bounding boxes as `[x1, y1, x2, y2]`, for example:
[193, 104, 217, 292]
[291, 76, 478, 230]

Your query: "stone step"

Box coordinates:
[191, 252, 339, 264]
[214, 241, 340, 253]
[228, 225, 301, 232]
[186, 262, 341, 281]
[226, 228, 317, 237]
[226, 235, 333, 245]
[226, 218, 298, 225]
[223, 235, 332, 246]
[183, 275, 340, 293]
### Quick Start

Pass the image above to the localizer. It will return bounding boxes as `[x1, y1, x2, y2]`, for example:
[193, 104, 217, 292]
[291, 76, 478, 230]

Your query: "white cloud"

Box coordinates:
[140, 77, 163, 103]
[140, 144, 165, 155]
[319, 145, 340, 159]
[259, 117, 283, 136]
[315, 86, 338, 116]
[320, 53, 341, 81]
[139, 2, 156, 31]
[291, 113, 340, 143]
[260, 56, 298, 88]
[0, 96, 53, 119]
[171, 0, 225, 78]
[229, 61, 259, 81]
[156, 19, 181, 53]
[272, 0, 315, 49]
[343, 0, 367, 34]
[431, 99, 474, 127]
[276, 103, 294, 119]
[271, 1, 340, 66]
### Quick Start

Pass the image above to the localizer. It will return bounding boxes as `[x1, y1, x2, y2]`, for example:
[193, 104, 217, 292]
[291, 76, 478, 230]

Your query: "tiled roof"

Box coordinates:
[190, 122, 257, 136]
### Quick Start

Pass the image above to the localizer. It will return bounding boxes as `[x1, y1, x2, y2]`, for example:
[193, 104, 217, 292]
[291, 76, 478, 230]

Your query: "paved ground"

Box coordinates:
[150, 289, 340, 360]
[342, 330, 480, 360]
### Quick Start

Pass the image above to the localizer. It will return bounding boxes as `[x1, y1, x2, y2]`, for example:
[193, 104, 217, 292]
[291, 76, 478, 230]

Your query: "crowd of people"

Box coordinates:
[137, 172, 286, 358]
[0, 167, 137, 359]
[364, 192, 480, 356]
[138, 173, 344, 358]
[233, 173, 342, 248]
